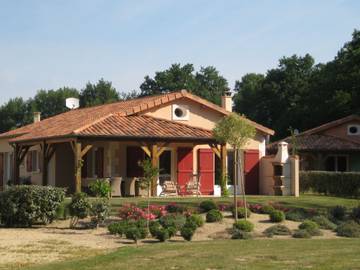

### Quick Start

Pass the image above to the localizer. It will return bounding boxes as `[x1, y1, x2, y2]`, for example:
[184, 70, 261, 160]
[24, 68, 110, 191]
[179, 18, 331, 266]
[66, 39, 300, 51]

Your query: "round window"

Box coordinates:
[174, 107, 184, 118]
[349, 126, 358, 134]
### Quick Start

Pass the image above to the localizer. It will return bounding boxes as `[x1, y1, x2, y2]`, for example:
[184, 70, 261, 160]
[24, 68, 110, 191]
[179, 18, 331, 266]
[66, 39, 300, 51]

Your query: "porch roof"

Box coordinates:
[9, 115, 216, 144]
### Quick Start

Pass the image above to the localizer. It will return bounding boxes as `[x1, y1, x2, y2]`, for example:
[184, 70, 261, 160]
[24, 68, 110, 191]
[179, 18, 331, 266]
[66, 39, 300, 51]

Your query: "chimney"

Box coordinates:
[33, 112, 41, 123]
[221, 90, 232, 112]
[274, 141, 289, 164]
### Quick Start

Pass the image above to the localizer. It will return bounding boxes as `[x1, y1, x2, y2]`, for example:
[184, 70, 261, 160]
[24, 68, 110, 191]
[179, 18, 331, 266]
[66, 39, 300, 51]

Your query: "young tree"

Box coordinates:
[213, 113, 256, 221]
[139, 159, 160, 229]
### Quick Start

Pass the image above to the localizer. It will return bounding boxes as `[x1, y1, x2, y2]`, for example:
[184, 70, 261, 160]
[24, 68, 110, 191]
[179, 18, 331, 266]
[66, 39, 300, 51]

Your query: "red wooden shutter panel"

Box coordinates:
[177, 147, 193, 194]
[126, 147, 144, 177]
[198, 149, 214, 195]
[95, 148, 104, 178]
[26, 152, 32, 172]
[82, 154, 88, 178]
[244, 150, 260, 195]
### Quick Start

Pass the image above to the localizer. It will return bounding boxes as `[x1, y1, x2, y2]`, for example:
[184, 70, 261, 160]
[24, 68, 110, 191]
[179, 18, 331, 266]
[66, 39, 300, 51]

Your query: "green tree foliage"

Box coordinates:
[0, 98, 31, 133]
[139, 63, 228, 105]
[30, 87, 79, 119]
[80, 78, 120, 107]
[233, 30, 360, 139]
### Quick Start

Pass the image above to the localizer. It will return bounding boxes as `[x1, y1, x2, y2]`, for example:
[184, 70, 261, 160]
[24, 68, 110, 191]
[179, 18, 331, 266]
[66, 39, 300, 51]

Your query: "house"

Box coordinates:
[0, 90, 274, 195]
[268, 115, 360, 172]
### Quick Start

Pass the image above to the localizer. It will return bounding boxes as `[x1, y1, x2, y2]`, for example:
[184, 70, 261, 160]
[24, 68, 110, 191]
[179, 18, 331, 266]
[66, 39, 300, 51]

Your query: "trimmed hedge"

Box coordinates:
[300, 171, 360, 197]
[0, 185, 65, 227]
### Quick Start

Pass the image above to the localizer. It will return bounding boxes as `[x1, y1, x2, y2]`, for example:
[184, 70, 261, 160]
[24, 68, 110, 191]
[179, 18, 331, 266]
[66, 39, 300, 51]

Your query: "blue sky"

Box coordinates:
[0, 0, 359, 105]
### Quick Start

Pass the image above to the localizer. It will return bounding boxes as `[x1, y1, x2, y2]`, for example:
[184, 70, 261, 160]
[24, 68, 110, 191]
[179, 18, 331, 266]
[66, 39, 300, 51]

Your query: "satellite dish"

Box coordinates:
[66, 97, 80, 110]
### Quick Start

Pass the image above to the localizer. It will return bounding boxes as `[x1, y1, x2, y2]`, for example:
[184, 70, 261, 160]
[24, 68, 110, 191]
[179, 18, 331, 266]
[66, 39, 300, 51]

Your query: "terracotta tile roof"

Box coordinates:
[268, 134, 360, 153]
[1, 89, 274, 143]
[301, 114, 360, 136]
[77, 115, 214, 141]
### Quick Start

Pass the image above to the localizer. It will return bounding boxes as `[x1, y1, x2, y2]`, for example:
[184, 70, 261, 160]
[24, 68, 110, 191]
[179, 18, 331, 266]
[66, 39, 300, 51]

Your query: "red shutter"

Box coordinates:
[198, 149, 214, 195]
[95, 148, 104, 178]
[126, 147, 144, 177]
[26, 152, 32, 172]
[177, 147, 193, 194]
[244, 150, 260, 195]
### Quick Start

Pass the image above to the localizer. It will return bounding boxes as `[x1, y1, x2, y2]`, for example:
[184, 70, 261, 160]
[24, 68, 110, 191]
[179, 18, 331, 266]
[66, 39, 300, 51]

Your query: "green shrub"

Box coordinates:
[187, 214, 204, 228]
[269, 210, 285, 223]
[311, 215, 337, 230]
[0, 185, 65, 227]
[69, 192, 91, 228]
[90, 199, 110, 227]
[330, 205, 347, 221]
[165, 203, 187, 214]
[300, 171, 360, 197]
[149, 221, 161, 237]
[180, 226, 195, 241]
[351, 206, 360, 223]
[232, 208, 251, 219]
[88, 179, 111, 198]
[155, 228, 170, 242]
[199, 200, 217, 212]
[264, 225, 292, 237]
[125, 220, 148, 243]
[159, 214, 186, 231]
[233, 220, 254, 232]
[336, 221, 360, 238]
[293, 229, 312, 238]
[261, 205, 275, 214]
[184, 218, 198, 231]
[285, 208, 310, 222]
[206, 209, 223, 223]
[55, 202, 69, 220]
[108, 221, 127, 236]
[231, 229, 252, 240]
[299, 220, 322, 236]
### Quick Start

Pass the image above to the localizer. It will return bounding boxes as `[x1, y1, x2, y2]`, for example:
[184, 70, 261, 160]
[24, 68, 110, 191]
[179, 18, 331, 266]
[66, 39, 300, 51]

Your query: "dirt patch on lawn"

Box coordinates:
[0, 213, 338, 268]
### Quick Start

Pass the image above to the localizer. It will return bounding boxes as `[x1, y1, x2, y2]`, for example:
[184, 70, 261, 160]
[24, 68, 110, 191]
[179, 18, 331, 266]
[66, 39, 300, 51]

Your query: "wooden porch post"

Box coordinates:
[70, 141, 93, 193]
[13, 144, 20, 185]
[151, 144, 159, 196]
[42, 142, 48, 186]
[11, 144, 30, 185]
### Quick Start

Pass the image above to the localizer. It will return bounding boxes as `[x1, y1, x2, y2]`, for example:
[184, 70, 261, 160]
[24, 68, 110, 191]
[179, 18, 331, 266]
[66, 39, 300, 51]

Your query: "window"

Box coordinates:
[172, 104, 189, 120]
[26, 150, 39, 173]
[325, 155, 348, 172]
[348, 125, 360, 135]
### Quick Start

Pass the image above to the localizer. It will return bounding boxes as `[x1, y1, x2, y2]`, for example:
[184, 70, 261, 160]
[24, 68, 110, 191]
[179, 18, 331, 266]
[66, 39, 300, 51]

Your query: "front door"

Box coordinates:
[177, 147, 193, 194]
[198, 149, 214, 195]
[244, 150, 260, 195]
[0, 153, 3, 191]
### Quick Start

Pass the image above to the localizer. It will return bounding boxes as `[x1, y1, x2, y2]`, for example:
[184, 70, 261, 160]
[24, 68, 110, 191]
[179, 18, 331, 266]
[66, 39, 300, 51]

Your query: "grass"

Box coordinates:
[99, 194, 360, 215]
[25, 239, 360, 270]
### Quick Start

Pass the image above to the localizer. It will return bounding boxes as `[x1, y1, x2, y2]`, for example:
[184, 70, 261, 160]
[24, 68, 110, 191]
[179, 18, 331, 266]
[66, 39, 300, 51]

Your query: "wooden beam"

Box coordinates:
[42, 141, 48, 186]
[209, 143, 221, 158]
[74, 142, 82, 193]
[151, 144, 159, 196]
[141, 145, 151, 157]
[81, 144, 93, 158]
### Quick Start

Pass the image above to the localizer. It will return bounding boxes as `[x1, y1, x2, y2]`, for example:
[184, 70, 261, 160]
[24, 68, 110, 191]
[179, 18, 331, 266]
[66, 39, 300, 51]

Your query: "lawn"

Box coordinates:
[26, 239, 360, 270]
[103, 194, 359, 215]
